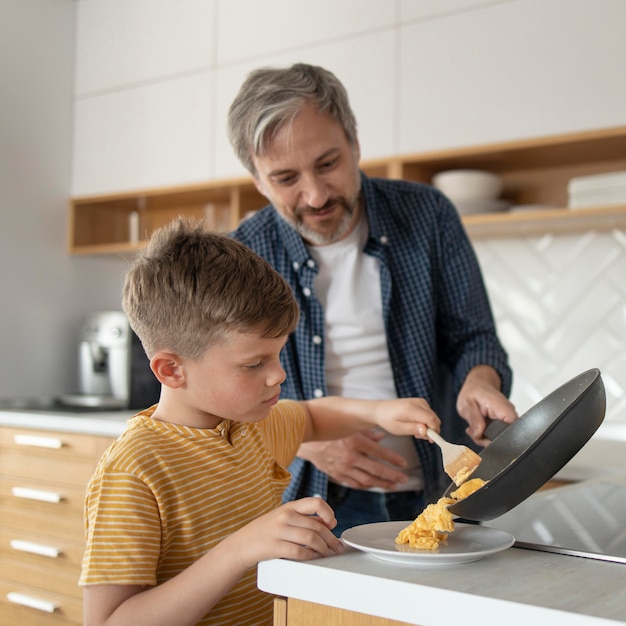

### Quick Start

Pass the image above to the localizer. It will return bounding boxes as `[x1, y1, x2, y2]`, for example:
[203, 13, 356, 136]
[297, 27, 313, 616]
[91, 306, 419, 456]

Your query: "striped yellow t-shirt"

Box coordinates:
[80, 400, 307, 626]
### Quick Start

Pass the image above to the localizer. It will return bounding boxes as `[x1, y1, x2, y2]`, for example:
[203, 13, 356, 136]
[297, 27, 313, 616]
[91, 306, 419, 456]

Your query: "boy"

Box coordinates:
[80, 218, 440, 626]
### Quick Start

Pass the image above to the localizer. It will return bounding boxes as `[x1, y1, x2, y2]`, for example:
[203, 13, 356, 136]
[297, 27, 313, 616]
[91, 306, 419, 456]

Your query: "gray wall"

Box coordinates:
[0, 0, 126, 398]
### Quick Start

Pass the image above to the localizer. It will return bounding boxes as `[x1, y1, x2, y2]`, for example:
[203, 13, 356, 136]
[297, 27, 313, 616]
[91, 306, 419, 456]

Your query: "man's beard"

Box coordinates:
[282, 188, 361, 246]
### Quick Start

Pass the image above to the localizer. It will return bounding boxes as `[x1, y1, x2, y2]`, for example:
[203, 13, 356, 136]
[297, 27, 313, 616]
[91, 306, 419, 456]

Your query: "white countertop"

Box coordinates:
[257, 424, 626, 626]
[258, 532, 626, 625]
[555, 430, 626, 480]
[0, 408, 132, 437]
[2, 407, 623, 471]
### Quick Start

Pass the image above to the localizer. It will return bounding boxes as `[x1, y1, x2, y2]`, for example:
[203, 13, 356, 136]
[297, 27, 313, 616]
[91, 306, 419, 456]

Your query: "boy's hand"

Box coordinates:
[373, 397, 441, 439]
[231, 497, 344, 570]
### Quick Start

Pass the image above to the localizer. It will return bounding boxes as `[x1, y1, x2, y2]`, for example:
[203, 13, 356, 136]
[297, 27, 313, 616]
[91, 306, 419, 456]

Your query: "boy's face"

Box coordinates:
[181, 329, 288, 427]
[251, 103, 362, 246]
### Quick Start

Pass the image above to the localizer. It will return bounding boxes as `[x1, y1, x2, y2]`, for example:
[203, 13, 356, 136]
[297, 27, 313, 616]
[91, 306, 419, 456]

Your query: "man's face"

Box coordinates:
[251, 103, 362, 246]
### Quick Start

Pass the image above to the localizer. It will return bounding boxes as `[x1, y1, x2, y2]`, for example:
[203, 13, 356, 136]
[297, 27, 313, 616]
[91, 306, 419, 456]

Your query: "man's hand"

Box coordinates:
[298, 430, 410, 490]
[457, 365, 518, 446]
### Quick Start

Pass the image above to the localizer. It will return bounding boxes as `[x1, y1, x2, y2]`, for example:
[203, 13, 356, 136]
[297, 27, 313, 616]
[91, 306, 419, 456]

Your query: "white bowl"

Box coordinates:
[432, 169, 503, 203]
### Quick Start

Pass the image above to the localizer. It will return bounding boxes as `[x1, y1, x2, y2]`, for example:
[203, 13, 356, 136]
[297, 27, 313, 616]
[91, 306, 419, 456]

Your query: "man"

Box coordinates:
[229, 63, 517, 535]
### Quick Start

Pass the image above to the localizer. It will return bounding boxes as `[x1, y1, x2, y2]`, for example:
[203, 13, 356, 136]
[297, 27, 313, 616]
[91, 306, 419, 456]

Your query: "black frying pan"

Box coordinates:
[444, 368, 606, 521]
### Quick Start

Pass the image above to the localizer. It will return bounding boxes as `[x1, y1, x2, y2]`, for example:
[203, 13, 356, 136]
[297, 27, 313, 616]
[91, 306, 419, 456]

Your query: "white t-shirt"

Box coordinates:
[307, 213, 423, 492]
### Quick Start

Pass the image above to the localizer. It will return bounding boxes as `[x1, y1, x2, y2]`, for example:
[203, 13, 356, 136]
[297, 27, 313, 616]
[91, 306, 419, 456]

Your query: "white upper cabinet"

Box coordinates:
[212, 29, 397, 180]
[216, 0, 394, 64]
[75, 0, 216, 95]
[71, 0, 626, 196]
[72, 73, 214, 196]
[399, 0, 626, 153]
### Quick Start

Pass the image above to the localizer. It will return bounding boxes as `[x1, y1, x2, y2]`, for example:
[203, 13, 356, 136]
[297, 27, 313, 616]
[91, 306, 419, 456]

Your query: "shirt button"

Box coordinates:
[313, 389, 324, 398]
[303, 287, 312, 297]
[293, 261, 300, 271]
[240, 428, 247, 437]
[312, 335, 322, 345]
[380, 235, 389, 244]
[307, 259, 316, 268]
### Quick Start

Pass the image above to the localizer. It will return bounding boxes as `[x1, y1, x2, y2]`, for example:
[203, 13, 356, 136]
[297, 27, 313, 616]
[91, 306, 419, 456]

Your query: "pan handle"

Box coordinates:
[484, 418, 510, 441]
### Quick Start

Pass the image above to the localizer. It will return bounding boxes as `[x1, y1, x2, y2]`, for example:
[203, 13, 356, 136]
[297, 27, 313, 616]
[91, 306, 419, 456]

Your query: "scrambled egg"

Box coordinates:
[450, 478, 485, 500]
[395, 478, 486, 551]
[452, 465, 474, 486]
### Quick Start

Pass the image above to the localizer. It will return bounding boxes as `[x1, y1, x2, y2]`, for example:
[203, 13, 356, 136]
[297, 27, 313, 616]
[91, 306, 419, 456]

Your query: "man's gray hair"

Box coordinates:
[227, 63, 358, 175]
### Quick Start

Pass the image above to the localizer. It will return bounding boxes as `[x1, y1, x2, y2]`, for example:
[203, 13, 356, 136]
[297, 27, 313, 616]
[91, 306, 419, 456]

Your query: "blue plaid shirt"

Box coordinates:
[233, 174, 512, 504]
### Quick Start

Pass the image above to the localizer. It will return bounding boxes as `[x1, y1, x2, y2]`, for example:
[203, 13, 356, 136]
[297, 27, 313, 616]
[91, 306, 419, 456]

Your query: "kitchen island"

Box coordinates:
[2, 409, 625, 625]
[0, 408, 130, 624]
[258, 533, 625, 626]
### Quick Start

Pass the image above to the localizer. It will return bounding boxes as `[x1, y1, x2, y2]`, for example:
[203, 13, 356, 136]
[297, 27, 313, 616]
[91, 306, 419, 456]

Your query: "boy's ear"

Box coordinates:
[150, 351, 185, 388]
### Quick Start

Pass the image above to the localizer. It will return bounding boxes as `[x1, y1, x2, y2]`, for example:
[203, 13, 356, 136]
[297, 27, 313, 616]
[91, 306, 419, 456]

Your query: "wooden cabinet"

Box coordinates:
[68, 126, 626, 255]
[0, 426, 114, 625]
[272, 598, 415, 626]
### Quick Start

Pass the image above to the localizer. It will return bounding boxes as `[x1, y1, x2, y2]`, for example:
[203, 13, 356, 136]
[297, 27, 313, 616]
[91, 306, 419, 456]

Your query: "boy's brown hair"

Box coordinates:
[122, 217, 299, 359]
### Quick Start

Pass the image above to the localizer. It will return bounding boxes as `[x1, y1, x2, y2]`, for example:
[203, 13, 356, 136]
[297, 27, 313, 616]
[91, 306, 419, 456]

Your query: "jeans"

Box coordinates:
[327, 483, 425, 537]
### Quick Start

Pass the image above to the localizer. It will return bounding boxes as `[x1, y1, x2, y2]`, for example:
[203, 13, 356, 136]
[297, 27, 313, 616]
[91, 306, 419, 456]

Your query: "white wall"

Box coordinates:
[0, 0, 127, 398]
[2, 0, 626, 428]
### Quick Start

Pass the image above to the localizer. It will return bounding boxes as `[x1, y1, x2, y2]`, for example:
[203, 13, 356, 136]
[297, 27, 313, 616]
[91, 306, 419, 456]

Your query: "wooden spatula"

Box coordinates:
[426, 428, 482, 486]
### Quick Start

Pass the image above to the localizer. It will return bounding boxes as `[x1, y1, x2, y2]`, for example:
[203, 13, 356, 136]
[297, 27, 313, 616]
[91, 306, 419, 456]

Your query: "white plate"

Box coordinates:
[341, 521, 514, 566]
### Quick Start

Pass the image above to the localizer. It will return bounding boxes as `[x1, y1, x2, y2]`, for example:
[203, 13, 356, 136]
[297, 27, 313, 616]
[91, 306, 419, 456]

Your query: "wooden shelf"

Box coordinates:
[68, 176, 264, 255]
[68, 126, 626, 254]
[464, 204, 626, 239]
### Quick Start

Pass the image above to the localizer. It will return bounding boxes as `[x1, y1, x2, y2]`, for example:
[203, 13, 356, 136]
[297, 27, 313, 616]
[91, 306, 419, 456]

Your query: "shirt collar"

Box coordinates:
[360, 173, 389, 244]
[272, 172, 387, 264]
[273, 208, 312, 268]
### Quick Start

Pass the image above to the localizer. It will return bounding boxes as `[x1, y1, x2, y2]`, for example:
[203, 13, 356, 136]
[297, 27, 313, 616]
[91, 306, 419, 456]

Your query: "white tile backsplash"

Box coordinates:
[475, 229, 626, 427]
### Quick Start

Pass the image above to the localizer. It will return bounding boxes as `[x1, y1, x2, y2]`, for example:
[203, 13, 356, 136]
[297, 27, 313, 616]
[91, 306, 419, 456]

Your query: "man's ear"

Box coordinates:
[150, 351, 185, 388]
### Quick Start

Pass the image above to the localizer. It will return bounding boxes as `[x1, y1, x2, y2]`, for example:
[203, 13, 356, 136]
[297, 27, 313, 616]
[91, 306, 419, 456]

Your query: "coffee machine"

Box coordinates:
[59, 311, 160, 410]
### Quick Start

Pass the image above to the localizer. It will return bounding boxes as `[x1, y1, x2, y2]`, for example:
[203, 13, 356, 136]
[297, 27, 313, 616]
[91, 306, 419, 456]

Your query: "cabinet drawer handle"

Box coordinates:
[11, 486, 63, 503]
[7, 592, 58, 613]
[14, 434, 63, 449]
[10, 539, 61, 558]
